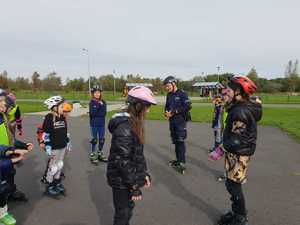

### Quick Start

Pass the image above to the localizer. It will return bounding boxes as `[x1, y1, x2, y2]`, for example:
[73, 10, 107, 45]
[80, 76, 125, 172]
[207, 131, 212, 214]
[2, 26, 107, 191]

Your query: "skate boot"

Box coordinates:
[172, 162, 186, 175]
[45, 183, 61, 199]
[168, 160, 179, 167]
[208, 146, 224, 161]
[0, 213, 16, 225]
[90, 153, 99, 165]
[217, 211, 235, 225]
[8, 189, 28, 202]
[227, 214, 248, 225]
[54, 179, 66, 195]
[98, 151, 108, 162]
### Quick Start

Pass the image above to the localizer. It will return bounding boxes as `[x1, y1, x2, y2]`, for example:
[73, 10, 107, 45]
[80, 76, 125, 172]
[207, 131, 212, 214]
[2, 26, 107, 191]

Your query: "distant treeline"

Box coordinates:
[1, 60, 300, 93]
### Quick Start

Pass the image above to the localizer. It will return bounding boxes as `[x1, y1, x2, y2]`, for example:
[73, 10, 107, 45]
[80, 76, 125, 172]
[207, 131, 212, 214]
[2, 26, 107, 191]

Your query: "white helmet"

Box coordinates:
[44, 96, 65, 110]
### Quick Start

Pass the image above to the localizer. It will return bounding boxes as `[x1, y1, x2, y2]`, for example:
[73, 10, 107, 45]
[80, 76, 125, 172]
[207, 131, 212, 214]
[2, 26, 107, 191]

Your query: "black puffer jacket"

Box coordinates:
[106, 113, 148, 195]
[223, 99, 262, 156]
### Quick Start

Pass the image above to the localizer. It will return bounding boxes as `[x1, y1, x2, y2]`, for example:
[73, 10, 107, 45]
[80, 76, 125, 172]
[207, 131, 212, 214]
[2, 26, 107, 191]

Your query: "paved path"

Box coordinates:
[9, 116, 300, 225]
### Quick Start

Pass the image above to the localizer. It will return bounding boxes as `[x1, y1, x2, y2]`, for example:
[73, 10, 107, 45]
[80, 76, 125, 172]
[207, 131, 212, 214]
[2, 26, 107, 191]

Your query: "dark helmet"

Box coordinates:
[0, 90, 15, 108]
[90, 85, 103, 93]
[163, 76, 177, 85]
[5, 96, 15, 109]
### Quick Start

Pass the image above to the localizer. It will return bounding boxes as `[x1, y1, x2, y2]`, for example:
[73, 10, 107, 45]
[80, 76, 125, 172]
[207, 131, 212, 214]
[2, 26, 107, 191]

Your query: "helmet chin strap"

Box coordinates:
[171, 82, 177, 92]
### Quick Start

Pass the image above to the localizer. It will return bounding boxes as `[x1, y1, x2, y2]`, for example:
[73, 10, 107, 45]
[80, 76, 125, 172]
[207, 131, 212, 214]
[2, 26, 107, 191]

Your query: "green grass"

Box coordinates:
[14, 90, 123, 102]
[145, 105, 300, 141]
[191, 93, 300, 104]
[259, 94, 300, 104]
[17, 101, 47, 113]
[260, 108, 300, 140]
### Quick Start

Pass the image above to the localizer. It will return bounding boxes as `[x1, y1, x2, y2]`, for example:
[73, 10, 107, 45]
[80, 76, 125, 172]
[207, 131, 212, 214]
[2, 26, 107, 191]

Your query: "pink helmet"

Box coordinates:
[128, 86, 157, 105]
[7, 92, 16, 103]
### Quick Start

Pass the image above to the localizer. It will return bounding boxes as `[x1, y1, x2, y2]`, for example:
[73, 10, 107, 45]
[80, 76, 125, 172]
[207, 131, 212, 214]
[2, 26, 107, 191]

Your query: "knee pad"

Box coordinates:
[90, 138, 98, 145]
[99, 138, 105, 145]
[48, 161, 63, 177]
[56, 161, 64, 171]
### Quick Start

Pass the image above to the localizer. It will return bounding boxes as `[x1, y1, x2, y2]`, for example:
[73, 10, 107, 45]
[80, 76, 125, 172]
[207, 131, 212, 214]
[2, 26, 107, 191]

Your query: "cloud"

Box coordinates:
[1, 0, 299, 80]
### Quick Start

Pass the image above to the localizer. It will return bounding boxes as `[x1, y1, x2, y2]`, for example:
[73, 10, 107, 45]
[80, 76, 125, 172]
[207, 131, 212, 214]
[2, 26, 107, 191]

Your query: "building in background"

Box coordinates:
[192, 82, 224, 98]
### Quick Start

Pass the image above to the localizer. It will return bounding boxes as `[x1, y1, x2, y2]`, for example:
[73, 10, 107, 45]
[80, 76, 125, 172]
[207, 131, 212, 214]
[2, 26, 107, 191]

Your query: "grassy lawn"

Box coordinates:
[191, 94, 300, 104]
[17, 101, 47, 113]
[14, 90, 123, 102]
[145, 105, 300, 141]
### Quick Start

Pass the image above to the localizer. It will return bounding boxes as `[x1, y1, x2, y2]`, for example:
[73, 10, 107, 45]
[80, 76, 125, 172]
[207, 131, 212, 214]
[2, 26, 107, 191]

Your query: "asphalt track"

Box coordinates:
[9, 115, 300, 225]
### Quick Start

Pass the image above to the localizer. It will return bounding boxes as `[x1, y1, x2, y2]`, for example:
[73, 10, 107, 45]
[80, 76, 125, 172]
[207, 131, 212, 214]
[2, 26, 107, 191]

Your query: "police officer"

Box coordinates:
[163, 76, 191, 174]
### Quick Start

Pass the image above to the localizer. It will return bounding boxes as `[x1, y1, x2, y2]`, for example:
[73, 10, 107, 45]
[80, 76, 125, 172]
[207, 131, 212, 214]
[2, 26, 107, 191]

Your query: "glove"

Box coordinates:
[130, 188, 142, 198]
[18, 128, 23, 137]
[45, 145, 52, 156]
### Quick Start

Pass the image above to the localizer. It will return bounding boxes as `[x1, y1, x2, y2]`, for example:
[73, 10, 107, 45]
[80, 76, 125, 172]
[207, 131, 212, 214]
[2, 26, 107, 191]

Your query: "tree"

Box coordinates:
[247, 68, 259, 84]
[0, 70, 9, 89]
[15, 77, 31, 90]
[284, 60, 299, 92]
[31, 71, 42, 91]
[65, 77, 86, 91]
[42, 72, 62, 91]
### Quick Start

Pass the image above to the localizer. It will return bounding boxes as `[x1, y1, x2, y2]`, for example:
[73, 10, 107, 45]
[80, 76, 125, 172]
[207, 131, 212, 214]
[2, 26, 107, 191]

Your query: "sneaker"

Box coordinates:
[0, 213, 16, 225]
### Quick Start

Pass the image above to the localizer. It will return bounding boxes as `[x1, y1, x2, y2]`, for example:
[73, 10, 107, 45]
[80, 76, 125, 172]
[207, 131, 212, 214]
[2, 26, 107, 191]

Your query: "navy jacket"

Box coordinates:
[89, 99, 107, 127]
[165, 89, 192, 122]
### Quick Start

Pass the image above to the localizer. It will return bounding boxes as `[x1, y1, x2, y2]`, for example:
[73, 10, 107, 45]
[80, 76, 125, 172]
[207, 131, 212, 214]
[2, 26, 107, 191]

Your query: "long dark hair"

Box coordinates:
[127, 102, 148, 145]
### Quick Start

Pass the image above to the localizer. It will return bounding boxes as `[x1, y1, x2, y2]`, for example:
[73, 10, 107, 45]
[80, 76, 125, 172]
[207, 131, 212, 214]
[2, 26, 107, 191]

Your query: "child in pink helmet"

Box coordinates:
[106, 86, 156, 225]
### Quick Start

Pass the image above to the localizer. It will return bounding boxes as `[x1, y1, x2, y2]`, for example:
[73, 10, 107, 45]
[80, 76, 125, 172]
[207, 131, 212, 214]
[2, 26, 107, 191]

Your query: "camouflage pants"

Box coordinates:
[225, 152, 250, 184]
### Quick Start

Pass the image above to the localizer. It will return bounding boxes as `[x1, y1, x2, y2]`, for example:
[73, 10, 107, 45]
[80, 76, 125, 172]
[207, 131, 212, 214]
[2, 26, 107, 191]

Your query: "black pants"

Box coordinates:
[170, 118, 187, 164]
[175, 141, 186, 163]
[0, 180, 10, 207]
[112, 188, 135, 225]
[225, 179, 247, 216]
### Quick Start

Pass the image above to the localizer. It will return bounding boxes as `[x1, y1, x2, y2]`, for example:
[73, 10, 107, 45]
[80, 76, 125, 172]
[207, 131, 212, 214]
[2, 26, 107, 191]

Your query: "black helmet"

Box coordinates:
[90, 85, 103, 93]
[163, 76, 177, 85]
[5, 96, 15, 109]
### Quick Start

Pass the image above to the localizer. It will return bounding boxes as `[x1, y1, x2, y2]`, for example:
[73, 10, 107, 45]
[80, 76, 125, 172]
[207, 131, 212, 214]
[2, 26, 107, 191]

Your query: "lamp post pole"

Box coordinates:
[82, 48, 91, 93]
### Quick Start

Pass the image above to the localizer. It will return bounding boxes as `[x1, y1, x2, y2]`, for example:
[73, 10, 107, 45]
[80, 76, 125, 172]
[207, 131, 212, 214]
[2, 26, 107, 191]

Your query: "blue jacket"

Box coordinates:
[165, 89, 192, 122]
[89, 99, 107, 127]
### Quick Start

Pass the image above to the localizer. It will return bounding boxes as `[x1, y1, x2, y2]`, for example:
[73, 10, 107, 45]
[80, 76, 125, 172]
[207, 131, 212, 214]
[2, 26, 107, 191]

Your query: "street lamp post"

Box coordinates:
[113, 70, 116, 96]
[82, 48, 91, 93]
[217, 66, 221, 82]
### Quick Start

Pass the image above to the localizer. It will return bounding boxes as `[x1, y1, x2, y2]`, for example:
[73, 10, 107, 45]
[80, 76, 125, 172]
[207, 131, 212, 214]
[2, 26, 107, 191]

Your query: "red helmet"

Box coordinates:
[230, 75, 257, 96]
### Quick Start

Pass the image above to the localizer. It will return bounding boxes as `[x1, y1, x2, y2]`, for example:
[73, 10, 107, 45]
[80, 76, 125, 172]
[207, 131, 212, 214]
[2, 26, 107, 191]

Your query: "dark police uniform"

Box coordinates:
[165, 89, 191, 163]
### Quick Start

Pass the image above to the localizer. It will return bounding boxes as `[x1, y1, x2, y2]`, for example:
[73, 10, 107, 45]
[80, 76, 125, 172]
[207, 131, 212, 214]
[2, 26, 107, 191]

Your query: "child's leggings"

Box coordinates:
[46, 148, 66, 183]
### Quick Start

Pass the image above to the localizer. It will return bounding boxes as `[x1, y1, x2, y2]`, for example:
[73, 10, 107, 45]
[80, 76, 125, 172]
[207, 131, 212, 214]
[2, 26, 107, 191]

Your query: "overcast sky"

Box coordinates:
[1, 0, 299, 80]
